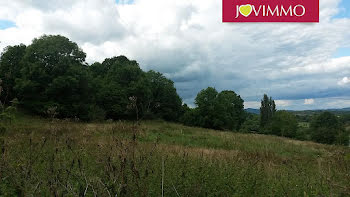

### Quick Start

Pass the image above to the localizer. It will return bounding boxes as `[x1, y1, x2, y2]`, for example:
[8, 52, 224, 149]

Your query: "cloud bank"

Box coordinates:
[1, 0, 350, 110]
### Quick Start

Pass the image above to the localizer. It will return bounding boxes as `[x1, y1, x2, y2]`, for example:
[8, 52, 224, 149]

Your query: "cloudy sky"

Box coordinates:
[1, 0, 350, 110]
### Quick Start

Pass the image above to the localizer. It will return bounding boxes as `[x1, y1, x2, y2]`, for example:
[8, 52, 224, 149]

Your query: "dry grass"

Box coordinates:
[0, 115, 349, 196]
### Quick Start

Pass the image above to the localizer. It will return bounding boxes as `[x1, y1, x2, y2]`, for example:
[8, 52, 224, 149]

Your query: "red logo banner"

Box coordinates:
[223, 0, 319, 22]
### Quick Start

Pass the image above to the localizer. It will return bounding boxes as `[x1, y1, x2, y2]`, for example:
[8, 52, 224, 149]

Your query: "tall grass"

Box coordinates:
[0, 116, 349, 196]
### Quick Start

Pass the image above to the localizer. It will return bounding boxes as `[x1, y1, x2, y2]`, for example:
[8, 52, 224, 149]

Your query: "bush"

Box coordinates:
[310, 112, 349, 145]
[266, 110, 298, 138]
[240, 114, 259, 133]
[294, 127, 309, 141]
[180, 108, 200, 127]
[87, 105, 106, 122]
[182, 88, 245, 131]
[0, 125, 6, 135]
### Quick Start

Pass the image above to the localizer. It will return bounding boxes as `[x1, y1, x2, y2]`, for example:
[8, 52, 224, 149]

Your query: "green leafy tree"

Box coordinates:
[240, 113, 260, 133]
[14, 35, 94, 120]
[180, 108, 200, 127]
[0, 80, 17, 127]
[260, 94, 276, 128]
[145, 70, 182, 121]
[92, 56, 151, 120]
[0, 34, 186, 123]
[0, 44, 26, 104]
[195, 87, 218, 128]
[184, 87, 245, 131]
[239, 113, 260, 133]
[214, 90, 245, 130]
[310, 112, 349, 145]
[268, 110, 298, 138]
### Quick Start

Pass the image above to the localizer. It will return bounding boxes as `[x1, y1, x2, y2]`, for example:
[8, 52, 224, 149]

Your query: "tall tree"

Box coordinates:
[146, 70, 182, 121]
[214, 90, 245, 130]
[14, 35, 94, 120]
[310, 112, 349, 145]
[268, 110, 297, 137]
[91, 56, 151, 120]
[195, 87, 218, 128]
[0, 34, 185, 122]
[260, 94, 276, 128]
[186, 87, 246, 130]
[0, 44, 26, 104]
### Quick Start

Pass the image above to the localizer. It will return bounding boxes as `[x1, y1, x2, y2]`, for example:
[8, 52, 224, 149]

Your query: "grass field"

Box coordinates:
[0, 114, 349, 196]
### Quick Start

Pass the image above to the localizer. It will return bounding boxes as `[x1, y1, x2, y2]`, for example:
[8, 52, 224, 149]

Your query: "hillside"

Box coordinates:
[0, 114, 349, 196]
[246, 107, 350, 115]
[245, 108, 260, 114]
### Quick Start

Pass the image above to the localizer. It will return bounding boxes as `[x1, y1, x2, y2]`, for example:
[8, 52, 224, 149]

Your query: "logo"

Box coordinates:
[239, 4, 252, 17]
[223, 0, 319, 22]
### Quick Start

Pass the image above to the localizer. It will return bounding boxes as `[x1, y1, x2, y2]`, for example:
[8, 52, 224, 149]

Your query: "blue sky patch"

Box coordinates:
[116, 0, 134, 4]
[334, 47, 350, 58]
[334, 0, 350, 18]
[0, 20, 16, 30]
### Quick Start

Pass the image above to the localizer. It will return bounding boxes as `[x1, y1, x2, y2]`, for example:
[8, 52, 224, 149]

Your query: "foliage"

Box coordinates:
[181, 87, 245, 131]
[260, 94, 276, 128]
[0, 44, 26, 104]
[0, 34, 348, 146]
[13, 35, 93, 120]
[91, 57, 183, 121]
[0, 81, 17, 133]
[240, 113, 260, 133]
[0, 35, 183, 122]
[194, 87, 219, 128]
[92, 56, 148, 120]
[310, 112, 349, 145]
[0, 116, 349, 196]
[214, 91, 245, 130]
[180, 107, 200, 127]
[145, 70, 182, 121]
[267, 110, 298, 138]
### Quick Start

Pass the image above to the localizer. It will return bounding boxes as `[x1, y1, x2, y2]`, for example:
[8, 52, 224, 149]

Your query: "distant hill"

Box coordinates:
[245, 107, 350, 115]
[245, 108, 260, 114]
[327, 107, 350, 112]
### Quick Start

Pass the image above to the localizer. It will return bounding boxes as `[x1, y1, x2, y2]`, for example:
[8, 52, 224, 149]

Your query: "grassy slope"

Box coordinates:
[0, 114, 349, 196]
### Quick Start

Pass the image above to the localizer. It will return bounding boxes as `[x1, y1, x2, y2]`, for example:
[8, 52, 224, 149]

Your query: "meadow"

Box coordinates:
[0, 114, 349, 196]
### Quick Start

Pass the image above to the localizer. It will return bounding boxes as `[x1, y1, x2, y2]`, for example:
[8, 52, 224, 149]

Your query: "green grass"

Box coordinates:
[0, 114, 349, 196]
[298, 122, 310, 128]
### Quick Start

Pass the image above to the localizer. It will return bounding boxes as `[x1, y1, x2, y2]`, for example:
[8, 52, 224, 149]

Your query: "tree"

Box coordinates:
[0, 34, 185, 123]
[310, 112, 349, 145]
[183, 87, 246, 131]
[260, 94, 276, 128]
[240, 113, 260, 133]
[14, 35, 94, 120]
[180, 107, 200, 127]
[145, 71, 182, 121]
[0, 80, 17, 125]
[214, 90, 245, 130]
[0, 44, 26, 104]
[195, 87, 218, 128]
[91, 56, 151, 120]
[268, 110, 298, 138]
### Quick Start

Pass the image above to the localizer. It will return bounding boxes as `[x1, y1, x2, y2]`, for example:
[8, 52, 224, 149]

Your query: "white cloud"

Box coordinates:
[244, 101, 260, 109]
[338, 77, 350, 85]
[275, 100, 292, 107]
[304, 99, 315, 105]
[1, 0, 350, 110]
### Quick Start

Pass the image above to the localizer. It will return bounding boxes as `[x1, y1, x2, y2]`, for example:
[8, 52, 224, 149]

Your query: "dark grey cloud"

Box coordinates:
[1, 0, 350, 110]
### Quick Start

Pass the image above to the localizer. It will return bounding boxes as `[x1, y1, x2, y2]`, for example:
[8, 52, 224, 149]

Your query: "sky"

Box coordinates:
[1, 0, 350, 110]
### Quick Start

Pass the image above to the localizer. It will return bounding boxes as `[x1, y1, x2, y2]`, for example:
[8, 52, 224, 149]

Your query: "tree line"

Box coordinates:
[0, 35, 348, 146]
[0, 35, 182, 122]
[240, 95, 349, 145]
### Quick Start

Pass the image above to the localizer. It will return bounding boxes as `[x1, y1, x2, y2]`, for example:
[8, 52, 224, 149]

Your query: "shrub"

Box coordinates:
[240, 114, 260, 133]
[310, 112, 349, 145]
[266, 110, 298, 138]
